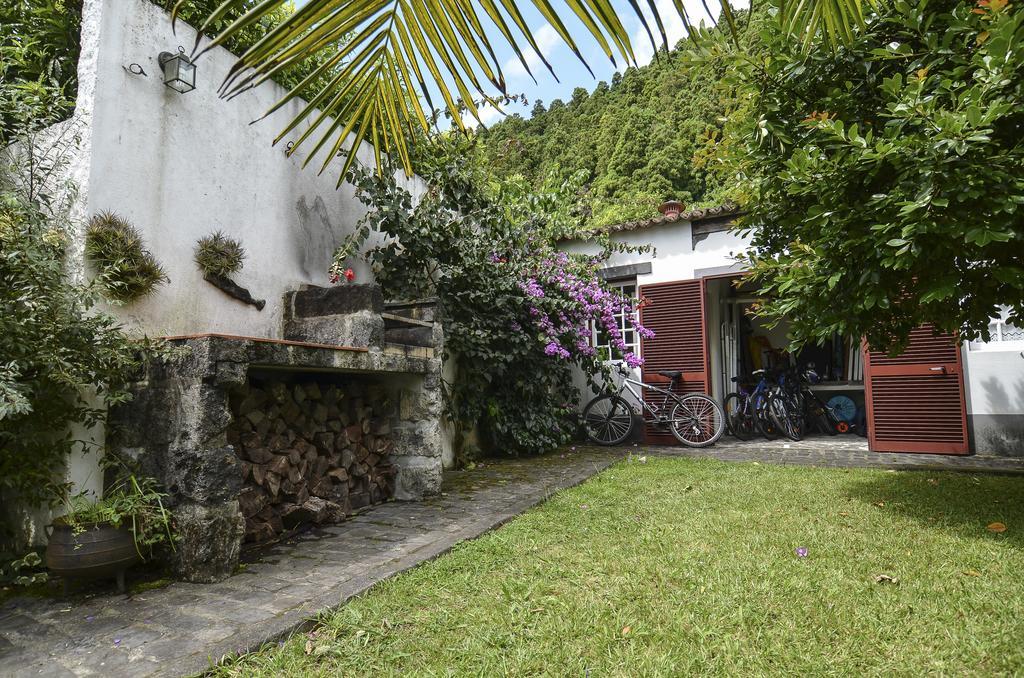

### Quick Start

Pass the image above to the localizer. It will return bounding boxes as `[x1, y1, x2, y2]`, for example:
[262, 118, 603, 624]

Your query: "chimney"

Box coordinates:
[658, 200, 684, 220]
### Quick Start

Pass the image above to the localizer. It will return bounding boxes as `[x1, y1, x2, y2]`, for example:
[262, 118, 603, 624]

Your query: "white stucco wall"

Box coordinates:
[74, 0, 418, 338]
[963, 346, 1024, 455]
[561, 221, 748, 284]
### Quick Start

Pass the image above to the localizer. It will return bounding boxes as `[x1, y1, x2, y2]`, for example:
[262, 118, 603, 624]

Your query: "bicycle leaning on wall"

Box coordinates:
[581, 367, 725, 447]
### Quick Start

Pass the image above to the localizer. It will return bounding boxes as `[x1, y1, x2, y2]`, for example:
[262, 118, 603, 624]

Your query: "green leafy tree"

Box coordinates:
[713, 0, 1024, 350]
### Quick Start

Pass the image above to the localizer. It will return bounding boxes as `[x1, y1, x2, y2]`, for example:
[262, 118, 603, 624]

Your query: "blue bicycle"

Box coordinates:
[723, 369, 779, 440]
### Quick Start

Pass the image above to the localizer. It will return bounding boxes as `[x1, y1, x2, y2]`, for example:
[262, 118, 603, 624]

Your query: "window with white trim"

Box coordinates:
[969, 307, 1024, 351]
[593, 280, 639, 362]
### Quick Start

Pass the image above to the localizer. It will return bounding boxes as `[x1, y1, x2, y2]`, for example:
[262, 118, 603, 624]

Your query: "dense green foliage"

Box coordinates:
[474, 30, 742, 227]
[338, 137, 647, 457]
[0, 126, 167, 540]
[214, 456, 1024, 675]
[715, 0, 1024, 350]
[85, 212, 169, 303]
[0, 0, 82, 140]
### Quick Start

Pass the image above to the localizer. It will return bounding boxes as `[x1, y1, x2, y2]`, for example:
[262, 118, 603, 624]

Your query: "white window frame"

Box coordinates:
[592, 279, 639, 363]
[968, 307, 1024, 352]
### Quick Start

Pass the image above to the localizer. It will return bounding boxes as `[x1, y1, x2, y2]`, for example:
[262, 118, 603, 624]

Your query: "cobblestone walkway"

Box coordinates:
[641, 436, 1024, 473]
[0, 449, 622, 678]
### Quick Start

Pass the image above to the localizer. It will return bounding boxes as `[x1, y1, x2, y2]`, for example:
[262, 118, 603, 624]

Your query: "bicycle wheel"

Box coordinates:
[723, 393, 756, 441]
[582, 395, 634, 445]
[807, 396, 838, 436]
[669, 394, 725, 447]
[768, 393, 802, 441]
[752, 393, 779, 439]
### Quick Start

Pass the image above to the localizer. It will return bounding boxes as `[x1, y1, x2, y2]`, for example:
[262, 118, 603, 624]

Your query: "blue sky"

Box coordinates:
[297, 0, 742, 125]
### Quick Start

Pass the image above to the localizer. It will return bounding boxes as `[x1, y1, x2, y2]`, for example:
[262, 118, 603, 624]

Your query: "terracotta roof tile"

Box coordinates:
[606, 202, 742, 233]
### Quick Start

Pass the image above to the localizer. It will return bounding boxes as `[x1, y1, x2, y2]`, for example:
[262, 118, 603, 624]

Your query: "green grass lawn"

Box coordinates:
[213, 457, 1024, 676]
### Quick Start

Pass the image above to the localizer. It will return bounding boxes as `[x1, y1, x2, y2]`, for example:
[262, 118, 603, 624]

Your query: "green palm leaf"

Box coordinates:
[174, 0, 869, 181]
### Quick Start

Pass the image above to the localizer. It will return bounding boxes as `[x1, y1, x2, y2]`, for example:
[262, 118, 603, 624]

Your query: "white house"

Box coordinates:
[562, 202, 1024, 456]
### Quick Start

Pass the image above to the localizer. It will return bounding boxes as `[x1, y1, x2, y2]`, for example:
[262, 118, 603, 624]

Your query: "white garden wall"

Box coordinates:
[7, 0, 432, 549]
[73, 0, 417, 338]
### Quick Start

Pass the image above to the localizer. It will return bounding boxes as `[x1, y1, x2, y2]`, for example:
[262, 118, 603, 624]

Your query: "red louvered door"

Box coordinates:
[863, 326, 969, 454]
[638, 279, 708, 444]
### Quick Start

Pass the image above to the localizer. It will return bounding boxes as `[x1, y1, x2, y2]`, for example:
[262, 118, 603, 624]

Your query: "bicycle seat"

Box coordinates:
[657, 370, 682, 379]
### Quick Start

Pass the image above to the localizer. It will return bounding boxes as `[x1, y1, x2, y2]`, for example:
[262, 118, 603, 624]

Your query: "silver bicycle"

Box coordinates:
[582, 369, 725, 447]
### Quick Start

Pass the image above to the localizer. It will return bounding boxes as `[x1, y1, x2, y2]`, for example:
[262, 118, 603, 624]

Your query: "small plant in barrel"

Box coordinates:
[194, 231, 264, 310]
[46, 475, 174, 594]
[85, 211, 168, 302]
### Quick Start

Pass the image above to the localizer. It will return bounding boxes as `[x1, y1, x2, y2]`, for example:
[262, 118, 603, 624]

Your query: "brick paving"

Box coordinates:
[0, 449, 622, 678]
[642, 435, 1024, 473]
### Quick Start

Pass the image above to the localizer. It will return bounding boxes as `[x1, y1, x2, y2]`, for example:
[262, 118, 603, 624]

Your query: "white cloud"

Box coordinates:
[461, 102, 504, 130]
[627, 0, 729, 68]
[503, 23, 561, 80]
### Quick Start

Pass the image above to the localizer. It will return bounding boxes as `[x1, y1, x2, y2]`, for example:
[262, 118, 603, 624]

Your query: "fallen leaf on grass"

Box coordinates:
[305, 640, 313, 655]
[874, 574, 899, 584]
[927, 478, 939, 486]
[873, 502, 886, 508]
[987, 522, 1007, 533]
[838, 511, 850, 517]
[962, 570, 983, 577]
[621, 626, 632, 636]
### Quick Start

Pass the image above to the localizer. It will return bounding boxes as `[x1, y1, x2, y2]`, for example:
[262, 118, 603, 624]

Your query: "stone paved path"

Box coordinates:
[643, 435, 1024, 473]
[0, 449, 622, 678]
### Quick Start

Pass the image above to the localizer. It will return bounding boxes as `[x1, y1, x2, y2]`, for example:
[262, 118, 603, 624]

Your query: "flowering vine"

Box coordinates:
[515, 251, 652, 369]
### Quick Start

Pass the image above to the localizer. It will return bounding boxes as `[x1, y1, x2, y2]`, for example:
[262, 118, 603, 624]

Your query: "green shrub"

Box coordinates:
[85, 211, 168, 302]
[1, 128, 170, 546]
[194, 231, 245, 277]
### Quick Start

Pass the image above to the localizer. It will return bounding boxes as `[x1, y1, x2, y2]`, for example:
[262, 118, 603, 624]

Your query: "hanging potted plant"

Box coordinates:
[46, 475, 174, 594]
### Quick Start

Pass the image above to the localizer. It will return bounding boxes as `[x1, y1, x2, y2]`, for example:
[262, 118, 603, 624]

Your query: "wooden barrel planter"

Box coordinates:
[45, 522, 141, 594]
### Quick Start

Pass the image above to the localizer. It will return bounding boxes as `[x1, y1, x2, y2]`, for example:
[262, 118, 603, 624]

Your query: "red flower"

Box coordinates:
[344, 268, 355, 282]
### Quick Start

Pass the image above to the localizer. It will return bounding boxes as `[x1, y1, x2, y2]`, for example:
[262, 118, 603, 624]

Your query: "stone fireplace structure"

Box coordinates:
[109, 285, 444, 582]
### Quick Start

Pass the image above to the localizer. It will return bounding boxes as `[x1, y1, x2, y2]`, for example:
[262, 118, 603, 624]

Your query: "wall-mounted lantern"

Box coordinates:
[158, 47, 196, 94]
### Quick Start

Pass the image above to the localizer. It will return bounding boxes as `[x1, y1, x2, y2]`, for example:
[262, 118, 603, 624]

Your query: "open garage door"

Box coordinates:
[863, 326, 969, 454]
[639, 279, 708, 444]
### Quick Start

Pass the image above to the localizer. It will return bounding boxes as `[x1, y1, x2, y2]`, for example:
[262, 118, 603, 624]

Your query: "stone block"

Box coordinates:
[287, 284, 384, 318]
[172, 501, 244, 583]
[391, 456, 442, 500]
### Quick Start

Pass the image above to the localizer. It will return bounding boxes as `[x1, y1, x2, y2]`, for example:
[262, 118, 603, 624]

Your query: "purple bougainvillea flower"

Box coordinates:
[114, 638, 121, 645]
[795, 547, 808, 558]
[85, 615, 94, 622]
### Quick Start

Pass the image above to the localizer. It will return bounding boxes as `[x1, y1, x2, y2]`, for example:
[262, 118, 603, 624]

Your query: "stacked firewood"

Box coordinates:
[226, 379, 396, 543]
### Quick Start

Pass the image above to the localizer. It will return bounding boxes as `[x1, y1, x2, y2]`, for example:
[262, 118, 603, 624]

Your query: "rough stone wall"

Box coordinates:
[230, 377, 397, 543]
[108, 334, 443, 583]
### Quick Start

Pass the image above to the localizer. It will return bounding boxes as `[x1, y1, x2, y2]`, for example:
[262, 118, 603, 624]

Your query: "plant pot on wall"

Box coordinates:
[45, 521, 141, 594]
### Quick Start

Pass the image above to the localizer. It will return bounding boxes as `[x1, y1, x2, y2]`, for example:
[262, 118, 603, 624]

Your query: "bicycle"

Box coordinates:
[723, 369, 779, 441]
[582, 369, 725, 447]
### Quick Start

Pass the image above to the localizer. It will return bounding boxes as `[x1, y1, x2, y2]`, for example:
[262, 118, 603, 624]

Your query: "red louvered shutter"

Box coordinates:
[638, 279, 708, 444]
[863, 326, 969, 454]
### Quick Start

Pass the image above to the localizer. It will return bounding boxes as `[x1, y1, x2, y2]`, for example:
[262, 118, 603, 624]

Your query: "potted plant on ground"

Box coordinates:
[46, 475, 174, 594]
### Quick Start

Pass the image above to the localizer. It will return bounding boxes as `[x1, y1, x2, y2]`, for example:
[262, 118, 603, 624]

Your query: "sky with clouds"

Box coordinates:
[451, 0, 744, 127]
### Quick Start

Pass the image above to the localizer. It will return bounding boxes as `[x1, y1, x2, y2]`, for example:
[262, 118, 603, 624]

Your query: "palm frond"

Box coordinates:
[174, 0, 869, 181]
